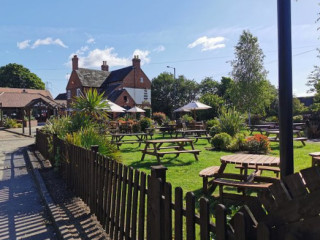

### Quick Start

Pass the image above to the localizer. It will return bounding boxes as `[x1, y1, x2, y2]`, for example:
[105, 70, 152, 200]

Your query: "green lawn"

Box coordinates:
[118, 133, 319, 200]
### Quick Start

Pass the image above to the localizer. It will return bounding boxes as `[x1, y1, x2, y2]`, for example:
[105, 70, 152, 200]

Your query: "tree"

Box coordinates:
[0, 63, 45, 89]
[230, 30, 275, 123]
[217, 76, 234, 105]
[199, 77, 219, 95]
[151, 72, 199, 116]
[198, 93, 224, 120]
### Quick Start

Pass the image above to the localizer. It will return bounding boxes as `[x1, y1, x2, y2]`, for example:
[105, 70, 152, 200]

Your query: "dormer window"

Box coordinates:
[140, 77, 144, 83]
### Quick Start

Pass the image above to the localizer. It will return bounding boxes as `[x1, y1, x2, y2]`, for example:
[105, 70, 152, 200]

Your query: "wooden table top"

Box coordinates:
[220, 154, 280, 166]
[266, 129, 300, 134]
[177, 129, 207, 133]
[111, 133, 148, 136]
[145, 138, 193, 144]
[249, 124, 273, 128]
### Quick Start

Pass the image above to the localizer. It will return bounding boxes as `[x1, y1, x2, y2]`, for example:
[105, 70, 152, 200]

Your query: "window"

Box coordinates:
[144, 89, 148, 100]
[67, 90, 71, 100]
[124, 96, 128, 103]
[76, 88, 81, 97]
[140, 77, 144, 83]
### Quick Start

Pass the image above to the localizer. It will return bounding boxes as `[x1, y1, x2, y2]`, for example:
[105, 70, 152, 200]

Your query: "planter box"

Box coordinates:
[23, 120, 38, 127]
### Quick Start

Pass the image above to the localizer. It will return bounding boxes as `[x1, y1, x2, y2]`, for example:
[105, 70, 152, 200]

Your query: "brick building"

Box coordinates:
[66, 55, 151, 111]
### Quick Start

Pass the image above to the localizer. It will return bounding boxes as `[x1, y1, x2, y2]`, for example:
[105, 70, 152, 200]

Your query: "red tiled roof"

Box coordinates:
[0, 87, 53, 98]
[0, 92, 58, 108]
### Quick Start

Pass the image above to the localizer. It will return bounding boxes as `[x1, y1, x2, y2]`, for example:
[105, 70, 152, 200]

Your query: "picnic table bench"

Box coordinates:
[248, 124, 273, 134]
[175, 129, 211, 142]
[111, 133, 151, 149]
[140, 138, 200, 163]
[266, 129, 307, 146]
[199, 154, 280, 198]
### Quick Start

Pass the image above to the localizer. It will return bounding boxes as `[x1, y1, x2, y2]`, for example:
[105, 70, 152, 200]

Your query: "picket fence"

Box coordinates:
[35, 130, 271, 240]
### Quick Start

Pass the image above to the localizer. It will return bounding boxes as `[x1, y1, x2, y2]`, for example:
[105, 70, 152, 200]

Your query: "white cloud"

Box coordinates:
[68, 47, 130, 68]
[153, 45, 165, 52]
[67, 46, 152, 69]
[188, 36, 226, 51]
[17, 37, 68, 49]
[17, 40, 31, 49]
[32, 37, 68, 48]
[87, 38, 95, 44]
[132, 49, 150, 65]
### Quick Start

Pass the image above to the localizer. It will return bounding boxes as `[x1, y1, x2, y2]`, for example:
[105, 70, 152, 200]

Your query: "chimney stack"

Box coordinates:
[72, 55, 79, 70]
[132, 55, 141, 69]
[101, 61, 109, 71]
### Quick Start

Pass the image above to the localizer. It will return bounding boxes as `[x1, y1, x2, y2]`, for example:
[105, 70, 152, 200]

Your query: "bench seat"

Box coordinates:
[213, 178, 272, 189]
[157, 150, 200, 156]
[199, 166, 220, 193]
[214, 178, 272, 201]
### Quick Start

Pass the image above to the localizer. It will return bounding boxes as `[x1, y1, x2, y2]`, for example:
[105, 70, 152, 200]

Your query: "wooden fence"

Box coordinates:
[35, 130, 269, 240]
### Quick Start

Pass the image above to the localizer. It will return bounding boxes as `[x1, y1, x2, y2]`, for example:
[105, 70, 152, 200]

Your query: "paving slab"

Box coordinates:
[0, 129, 57, 240]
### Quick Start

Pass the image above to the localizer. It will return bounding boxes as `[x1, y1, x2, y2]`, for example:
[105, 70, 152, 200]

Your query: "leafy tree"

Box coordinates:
[229, 30, 275, 123]
[199, 77, 219, 95]
[198, 93, 224, 120]
[0, 63, 45, 89]
[151, 72, 199, 116]
[292, 97, 307, 115]
[217, 76, 234, 105]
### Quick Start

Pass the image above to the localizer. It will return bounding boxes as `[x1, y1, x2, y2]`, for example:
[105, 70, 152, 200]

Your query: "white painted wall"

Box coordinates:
[124, 88, 151, 104]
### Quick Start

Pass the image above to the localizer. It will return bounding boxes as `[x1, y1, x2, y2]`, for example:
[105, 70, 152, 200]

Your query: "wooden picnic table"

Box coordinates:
[140, 138, 200, 163]
[200, 154, 280, 195]
[265, 129, 307, 145]
[248, 124, 273, 134]
[158, 124, 176, 138]
[111, 132, 151, 149]
[175, 129, 210, 142]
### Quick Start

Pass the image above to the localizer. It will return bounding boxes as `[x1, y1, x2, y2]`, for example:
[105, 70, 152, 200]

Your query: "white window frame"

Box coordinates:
[140, 77, 144, 83]
[67, 90, 71, 100]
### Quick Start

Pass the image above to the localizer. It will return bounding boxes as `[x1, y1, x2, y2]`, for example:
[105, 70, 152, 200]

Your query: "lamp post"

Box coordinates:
[167, 66, 176, 119]
[167, 66, 176, 80]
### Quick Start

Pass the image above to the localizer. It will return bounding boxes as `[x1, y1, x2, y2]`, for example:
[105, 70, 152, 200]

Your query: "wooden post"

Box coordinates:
[0, 102, 3, 127]
[148, 165, 167, 240]
[28, 108, 31, 136]
[22, 109, 25, 134]
[278, 0, 294, 177]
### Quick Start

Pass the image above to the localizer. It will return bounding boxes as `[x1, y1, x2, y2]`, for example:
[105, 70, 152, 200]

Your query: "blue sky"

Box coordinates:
[0, 0, 319, 98]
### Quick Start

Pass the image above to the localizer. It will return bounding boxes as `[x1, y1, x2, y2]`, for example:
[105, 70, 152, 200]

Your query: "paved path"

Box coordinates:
[0, 130, 57, 239]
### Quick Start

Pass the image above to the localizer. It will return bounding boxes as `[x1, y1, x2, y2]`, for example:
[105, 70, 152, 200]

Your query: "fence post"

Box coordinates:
[53, 134, 57, 162]
[147, 165, 167, 240]
[90, 145, 99, 214]
[151, 165, 168, 188]
[216, 204, 227, 240]
[35, 128, 39, 148]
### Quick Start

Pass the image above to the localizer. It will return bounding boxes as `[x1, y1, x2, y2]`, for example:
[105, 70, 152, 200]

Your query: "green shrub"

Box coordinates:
[206, 119, 220, 131]
[218, 108, 244, 137]
[4, 118, 22, 128]
[211, 132, 232, 150]
[265, 116, 278, 123]
[132, 122, 141, 133]
[65, 126, 119, 160]
[181, 114, 193, 123]
[209, 119, 221, 137]
[245, 134, 270, 154]
[226, 133, 247, 151]
[293, 115, 303, 123]
[152, 112, 166, 125]
[42, 116, 72, 138]
[248, 114, 263, 125]
[140, 118, 152, 132]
